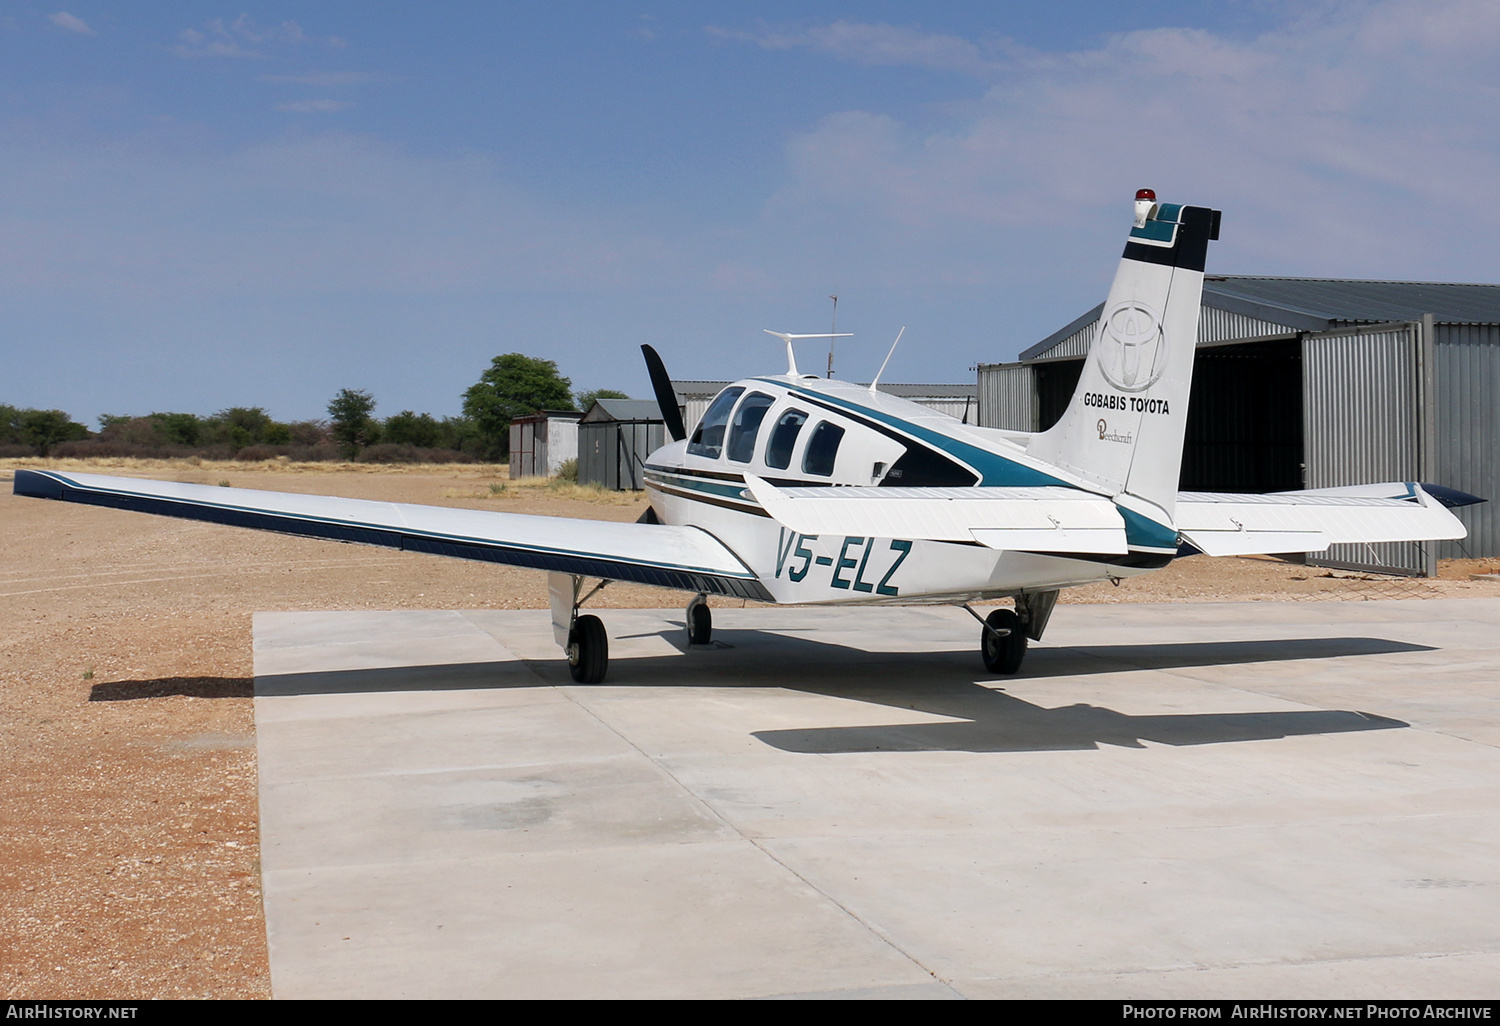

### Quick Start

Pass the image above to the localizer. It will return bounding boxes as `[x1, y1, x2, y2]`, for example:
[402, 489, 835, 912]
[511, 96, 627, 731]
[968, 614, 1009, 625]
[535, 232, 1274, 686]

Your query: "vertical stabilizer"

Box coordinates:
[1027, 192, 1220, 551]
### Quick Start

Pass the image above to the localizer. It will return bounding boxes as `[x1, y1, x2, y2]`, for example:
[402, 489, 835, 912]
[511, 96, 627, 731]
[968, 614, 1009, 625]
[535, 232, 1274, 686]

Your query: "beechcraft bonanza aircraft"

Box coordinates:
[15, 191, 1482, 682]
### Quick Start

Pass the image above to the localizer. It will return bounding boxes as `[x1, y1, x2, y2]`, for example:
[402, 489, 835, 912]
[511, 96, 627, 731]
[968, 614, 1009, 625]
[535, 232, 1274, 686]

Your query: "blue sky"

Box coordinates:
[4, 1, 1499, 425]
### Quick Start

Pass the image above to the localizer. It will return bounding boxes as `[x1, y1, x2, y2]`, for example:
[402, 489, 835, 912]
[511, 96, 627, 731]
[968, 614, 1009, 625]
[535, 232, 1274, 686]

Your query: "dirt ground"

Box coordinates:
[3, 458, 1497, 999]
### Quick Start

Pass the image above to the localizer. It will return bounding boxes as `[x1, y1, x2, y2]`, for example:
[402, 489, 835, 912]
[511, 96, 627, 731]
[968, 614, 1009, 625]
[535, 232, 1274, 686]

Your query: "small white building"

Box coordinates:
[508, 410, 581, 478]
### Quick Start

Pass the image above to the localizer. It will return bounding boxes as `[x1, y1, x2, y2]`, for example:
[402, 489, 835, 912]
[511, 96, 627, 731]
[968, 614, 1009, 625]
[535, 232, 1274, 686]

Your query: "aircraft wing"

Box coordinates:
[12, 470, 771, 600]
[1175, 483, 1470, 556]
[743, 475, 1128, 553]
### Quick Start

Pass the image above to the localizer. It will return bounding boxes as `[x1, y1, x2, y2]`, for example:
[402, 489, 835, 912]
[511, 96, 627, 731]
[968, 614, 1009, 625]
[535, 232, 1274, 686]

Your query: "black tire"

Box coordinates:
[688, 601, 712, 646]
[981, 608, 1027, 675]
[568, 614, 609, 683]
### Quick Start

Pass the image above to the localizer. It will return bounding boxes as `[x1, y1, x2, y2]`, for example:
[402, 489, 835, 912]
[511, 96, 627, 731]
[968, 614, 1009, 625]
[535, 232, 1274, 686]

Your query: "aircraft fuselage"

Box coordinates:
[642, 374, 1166, 606]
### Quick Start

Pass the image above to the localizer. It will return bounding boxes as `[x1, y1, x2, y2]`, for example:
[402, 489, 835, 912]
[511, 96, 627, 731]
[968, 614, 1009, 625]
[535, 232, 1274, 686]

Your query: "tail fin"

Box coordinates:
[1026, 193, 1220, 551]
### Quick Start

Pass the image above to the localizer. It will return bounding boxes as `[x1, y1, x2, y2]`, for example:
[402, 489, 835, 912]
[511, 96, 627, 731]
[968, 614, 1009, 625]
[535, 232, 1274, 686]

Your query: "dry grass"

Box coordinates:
[0, 457, 648, 508]
[3, 455, 508, 477]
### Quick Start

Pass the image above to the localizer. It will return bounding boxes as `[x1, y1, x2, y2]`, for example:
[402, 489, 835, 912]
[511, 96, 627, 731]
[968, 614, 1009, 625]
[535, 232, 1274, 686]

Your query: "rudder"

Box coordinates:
[1026, 192, 1221, 552]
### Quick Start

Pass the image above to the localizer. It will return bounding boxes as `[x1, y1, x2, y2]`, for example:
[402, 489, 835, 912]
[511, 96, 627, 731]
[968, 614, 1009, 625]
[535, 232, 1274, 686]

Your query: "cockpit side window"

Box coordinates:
[725, 392, 775, 464]
[801, 421, 845, 477]
[764, 409, 808, 470]
[687, 386, 744, 459]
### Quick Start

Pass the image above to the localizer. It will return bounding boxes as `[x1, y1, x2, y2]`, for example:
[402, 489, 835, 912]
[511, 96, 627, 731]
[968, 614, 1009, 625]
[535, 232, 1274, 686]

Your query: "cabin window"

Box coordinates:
[726, 392, 775, 463]
[687, 386, 744, 459]
[801, 421, 845, 477]
[764, 409, 808, 470]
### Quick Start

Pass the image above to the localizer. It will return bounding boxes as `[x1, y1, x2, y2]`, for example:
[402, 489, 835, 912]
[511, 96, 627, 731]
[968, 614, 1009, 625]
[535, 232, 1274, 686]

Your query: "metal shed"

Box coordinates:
[508, 410, 581, 479]
[577, 398, 666, 491]
[673, 380, 977, 436]
[979, 276, 1500, 575]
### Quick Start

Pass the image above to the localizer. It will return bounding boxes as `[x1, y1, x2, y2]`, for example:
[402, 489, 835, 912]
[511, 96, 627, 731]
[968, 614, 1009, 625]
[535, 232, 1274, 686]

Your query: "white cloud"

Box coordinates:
[0, 132, 684, 299]
[708, 19, 1009, 77]
[261, 72, 374, 87]
[756, 1, 1500, 283]
[49, 11, 95, 36]
[276, 99, 351, 114]
[171, 15, 342, 59]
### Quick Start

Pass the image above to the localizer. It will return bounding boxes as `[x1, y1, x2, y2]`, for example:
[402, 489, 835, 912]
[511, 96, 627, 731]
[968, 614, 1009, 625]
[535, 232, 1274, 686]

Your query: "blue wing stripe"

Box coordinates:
[13, 470, 772, 601]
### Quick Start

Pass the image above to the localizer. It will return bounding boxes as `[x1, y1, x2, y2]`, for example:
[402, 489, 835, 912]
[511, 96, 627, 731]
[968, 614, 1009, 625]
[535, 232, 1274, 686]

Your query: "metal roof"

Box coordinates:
[509, 409, 583, 424]
[579, 398, 663, 423]
[1018, 275, 1500, 363]
[1204, 276, 1500, 327]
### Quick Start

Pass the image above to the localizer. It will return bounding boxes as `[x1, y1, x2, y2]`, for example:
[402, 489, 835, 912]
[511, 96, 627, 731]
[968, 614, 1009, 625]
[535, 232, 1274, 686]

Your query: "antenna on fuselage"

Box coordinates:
[869, 326, 905, 394]
[764, 330, 853, 378]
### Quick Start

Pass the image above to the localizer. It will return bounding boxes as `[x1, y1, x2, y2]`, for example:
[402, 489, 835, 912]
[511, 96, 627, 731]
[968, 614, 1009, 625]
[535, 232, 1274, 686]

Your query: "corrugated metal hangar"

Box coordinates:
[978, 276, 1500, 575]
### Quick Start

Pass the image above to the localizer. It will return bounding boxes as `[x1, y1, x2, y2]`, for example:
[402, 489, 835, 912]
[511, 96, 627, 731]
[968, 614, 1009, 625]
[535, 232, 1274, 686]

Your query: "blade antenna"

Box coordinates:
[764, 330, 798, 376]
[869, 326, 905, 394]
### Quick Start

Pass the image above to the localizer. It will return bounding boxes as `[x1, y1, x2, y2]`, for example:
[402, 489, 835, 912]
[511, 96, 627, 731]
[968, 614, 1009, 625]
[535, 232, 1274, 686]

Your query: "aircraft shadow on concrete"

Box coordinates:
[89, 676, 254, 701]
[247, 624, 1427, 753]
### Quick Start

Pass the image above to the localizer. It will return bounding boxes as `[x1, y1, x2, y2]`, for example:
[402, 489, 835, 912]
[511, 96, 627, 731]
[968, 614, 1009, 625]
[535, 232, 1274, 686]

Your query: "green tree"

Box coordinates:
[383, 410, 440, 448]
[462, 354, 574, 459]
[19, 409, 88, 455]
[149, 412, 204, 448]
[327, 389, 379, 458]
[1, 404, 24, 445]
[576, 388, 630, 411]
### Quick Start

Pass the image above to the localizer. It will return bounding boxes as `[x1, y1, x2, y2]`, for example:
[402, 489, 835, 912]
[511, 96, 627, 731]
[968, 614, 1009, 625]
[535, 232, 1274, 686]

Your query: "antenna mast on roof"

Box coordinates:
[826, 294, 838, 378]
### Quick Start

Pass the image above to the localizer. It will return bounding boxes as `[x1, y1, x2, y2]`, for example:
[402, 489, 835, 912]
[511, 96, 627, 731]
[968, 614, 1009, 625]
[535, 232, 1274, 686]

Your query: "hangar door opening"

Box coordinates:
[1180, 339, 1303, 494]
[1028, 340, 1305, 495]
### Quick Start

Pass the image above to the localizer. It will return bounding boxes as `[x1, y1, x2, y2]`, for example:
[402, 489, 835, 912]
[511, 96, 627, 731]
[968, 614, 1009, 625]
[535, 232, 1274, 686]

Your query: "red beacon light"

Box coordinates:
[1133, 188, 1159, 229]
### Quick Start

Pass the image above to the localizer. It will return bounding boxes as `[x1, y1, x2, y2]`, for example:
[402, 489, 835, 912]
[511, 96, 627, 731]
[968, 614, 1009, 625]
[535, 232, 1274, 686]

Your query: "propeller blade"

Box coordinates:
[641, 344, 687, 442]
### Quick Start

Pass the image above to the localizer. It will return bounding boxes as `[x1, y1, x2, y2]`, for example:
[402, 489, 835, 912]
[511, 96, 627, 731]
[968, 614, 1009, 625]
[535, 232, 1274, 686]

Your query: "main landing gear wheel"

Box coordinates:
[981, 608, 1027, 675]
[568, 614, 609, 684]
[687, 596, 712, 646]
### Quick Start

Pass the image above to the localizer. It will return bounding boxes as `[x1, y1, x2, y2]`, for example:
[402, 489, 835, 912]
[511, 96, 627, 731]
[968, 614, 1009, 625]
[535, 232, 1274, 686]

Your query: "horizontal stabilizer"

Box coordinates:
[743, 476, 1128, 553]
[1176, 484, 1466, 556]
[13, 470, 771, 600]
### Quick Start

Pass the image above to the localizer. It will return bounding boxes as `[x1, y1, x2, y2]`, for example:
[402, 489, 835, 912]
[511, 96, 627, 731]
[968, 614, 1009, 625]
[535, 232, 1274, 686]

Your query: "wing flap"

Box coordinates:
[743, 475, 1128, 553]
[13, 470, 771, 600]
[1177, 483, 1466, 556]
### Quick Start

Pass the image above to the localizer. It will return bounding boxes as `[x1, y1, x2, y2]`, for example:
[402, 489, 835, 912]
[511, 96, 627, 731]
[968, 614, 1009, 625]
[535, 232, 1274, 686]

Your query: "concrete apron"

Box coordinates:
[252, 599, 1500, 999]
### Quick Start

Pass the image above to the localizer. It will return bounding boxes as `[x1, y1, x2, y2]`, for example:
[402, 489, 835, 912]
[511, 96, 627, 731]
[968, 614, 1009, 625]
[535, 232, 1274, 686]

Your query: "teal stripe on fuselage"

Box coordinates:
[766, 381, 1068, 489]
[1118, 505, 1179, 551]
[645, 469, 749, 501]
[762, 382, 1181, 550]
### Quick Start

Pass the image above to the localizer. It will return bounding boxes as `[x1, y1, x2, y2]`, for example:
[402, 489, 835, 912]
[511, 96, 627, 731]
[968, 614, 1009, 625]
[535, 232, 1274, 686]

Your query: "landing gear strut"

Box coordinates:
[979, 608, 1027, 674]
[966, 590, 1059, 676]
[549, 572, 609, 683]
[686, 594, 712, 646]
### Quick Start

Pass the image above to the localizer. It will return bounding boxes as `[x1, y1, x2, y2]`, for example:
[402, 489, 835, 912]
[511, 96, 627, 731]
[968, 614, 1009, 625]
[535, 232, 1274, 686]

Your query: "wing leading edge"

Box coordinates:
[13, 470, 772, 600]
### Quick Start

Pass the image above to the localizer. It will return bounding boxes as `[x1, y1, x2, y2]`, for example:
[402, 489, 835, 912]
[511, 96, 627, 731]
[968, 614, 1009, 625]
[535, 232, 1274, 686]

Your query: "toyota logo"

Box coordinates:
[1096, 300, 1167, 393]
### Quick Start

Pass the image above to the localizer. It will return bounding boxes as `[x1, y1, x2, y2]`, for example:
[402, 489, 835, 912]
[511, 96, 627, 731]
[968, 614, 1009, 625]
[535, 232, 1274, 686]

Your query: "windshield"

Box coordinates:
[686, 387, 744, 459]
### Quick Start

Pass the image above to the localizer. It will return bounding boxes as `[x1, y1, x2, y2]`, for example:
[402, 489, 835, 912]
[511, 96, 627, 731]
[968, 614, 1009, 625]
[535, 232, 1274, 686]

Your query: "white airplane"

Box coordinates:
[13, 190, 1479, 683]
